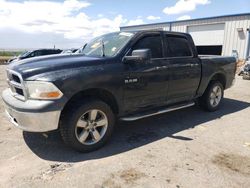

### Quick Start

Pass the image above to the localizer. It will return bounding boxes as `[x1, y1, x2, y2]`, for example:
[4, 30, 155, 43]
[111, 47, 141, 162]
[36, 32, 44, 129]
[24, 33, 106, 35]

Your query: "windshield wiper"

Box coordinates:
[101, 40, 105, 57]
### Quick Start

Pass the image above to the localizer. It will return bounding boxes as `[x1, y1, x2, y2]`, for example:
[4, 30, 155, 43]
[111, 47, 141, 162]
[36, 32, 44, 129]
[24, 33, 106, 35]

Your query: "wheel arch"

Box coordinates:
[209, 72, 226, 89]
[197, 70, 228, 98]
[60, 88, 119, 120]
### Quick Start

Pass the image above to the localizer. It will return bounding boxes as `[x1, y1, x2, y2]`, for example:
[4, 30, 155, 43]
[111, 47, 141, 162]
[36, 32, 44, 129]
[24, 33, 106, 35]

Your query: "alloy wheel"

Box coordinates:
[75, 109, 108, 145]
[209, 85, 222, 107]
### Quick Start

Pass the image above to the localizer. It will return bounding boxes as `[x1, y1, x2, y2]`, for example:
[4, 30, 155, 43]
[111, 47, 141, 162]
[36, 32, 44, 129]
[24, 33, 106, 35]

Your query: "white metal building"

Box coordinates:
[120, 13, 250, 60]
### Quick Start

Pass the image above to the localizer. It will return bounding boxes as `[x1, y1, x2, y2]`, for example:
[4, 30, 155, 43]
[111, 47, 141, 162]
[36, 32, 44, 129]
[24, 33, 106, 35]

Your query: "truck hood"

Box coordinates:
[8, 54, 106, 79]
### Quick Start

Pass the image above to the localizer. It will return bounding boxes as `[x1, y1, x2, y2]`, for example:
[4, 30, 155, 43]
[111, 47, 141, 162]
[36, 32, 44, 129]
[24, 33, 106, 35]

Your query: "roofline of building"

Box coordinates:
[120, 12, 250, 29]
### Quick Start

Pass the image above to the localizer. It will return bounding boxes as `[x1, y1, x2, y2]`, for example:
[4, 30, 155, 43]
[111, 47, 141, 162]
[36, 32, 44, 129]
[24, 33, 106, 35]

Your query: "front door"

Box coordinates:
[123, 32, 168, 113]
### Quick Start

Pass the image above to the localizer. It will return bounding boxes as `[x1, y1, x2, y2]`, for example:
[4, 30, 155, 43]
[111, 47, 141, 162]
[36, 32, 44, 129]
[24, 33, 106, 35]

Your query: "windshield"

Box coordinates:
[19, 51, 31, 57]
[82, 32, 134, 57]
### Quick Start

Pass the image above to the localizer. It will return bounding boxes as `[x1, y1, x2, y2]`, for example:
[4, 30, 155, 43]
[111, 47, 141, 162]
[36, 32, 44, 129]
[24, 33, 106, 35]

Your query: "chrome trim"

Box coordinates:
[2, 88, 62, 132]
[6, 69, 27, 101]
[4, 105, 61, 132]
[9, 80, 22, 89]
[5, 110, 19, 127]
[121, 102, 195, 121]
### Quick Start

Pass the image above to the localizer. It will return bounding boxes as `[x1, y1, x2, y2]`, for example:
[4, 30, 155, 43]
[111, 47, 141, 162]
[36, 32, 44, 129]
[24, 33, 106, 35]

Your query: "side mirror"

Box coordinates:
[123, 49, 152, 63]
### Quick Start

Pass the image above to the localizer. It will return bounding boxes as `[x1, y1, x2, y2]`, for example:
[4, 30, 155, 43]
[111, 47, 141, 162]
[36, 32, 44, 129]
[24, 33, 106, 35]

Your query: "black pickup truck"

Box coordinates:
[2, 31, 236, 152]
[7, 49, 62, 63]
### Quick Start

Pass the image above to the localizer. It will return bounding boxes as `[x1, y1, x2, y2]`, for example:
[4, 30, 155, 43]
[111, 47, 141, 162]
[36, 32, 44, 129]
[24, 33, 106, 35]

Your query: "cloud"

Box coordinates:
[177, 15, 191, 20]
[147, 16, 161, 20]
[0, 0, 135, 46]
[126, 19, 144, 26]
[163, 0, 211, 15]
[0, 28, 82, 49]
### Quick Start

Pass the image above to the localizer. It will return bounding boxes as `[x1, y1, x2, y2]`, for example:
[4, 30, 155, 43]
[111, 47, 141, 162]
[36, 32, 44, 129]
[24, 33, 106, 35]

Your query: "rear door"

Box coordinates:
[164, 34, 201, 104]
[123, 32, 168, 112]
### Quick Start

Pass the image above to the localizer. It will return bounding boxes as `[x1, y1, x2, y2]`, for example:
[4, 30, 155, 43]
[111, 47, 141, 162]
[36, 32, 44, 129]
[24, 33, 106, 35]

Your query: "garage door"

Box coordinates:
[187, 23, 225, 46]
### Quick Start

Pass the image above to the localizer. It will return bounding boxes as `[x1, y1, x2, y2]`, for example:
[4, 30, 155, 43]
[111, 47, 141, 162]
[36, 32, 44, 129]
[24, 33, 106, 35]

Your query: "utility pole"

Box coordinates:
[245, 28, 250, 61]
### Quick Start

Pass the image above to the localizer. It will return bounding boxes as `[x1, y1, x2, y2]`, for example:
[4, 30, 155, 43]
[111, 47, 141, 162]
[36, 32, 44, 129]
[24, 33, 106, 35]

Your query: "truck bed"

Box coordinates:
[197, 55, 236, 96]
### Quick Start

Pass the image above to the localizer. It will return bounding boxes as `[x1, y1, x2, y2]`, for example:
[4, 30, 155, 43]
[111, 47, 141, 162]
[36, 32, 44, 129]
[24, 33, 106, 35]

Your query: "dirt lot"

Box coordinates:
[0, 65, 250, 188]
[0, 56, 10, 64]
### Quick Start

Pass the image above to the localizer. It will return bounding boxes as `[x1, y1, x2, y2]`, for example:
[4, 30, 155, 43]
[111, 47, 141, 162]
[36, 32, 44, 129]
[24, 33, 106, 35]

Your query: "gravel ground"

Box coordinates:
[0, 65, 250, 188]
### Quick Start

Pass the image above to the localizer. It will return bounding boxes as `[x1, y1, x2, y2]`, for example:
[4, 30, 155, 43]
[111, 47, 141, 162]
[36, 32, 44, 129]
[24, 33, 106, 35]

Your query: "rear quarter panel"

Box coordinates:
[197, 56, 236, 96]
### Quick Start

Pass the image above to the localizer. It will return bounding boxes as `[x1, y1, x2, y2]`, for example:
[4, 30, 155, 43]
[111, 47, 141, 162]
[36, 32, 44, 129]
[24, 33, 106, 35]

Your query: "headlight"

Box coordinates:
[25, 81, 63, 100]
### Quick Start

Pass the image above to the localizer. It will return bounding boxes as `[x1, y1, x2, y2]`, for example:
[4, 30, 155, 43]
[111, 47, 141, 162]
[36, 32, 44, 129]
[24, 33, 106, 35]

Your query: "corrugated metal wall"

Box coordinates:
[121, 15, 250, 59]
[171, 15, 250, 59]
[223, 15, 250, 59]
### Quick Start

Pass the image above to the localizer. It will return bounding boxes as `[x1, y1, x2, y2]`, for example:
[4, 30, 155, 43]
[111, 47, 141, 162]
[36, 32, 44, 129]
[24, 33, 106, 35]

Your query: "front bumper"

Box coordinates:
[2, 89, 65, 132]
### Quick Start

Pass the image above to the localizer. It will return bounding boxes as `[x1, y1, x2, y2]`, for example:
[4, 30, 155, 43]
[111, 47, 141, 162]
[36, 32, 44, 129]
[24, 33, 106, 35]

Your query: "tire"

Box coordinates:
[199, 81, 224, 112]
[60, 99, 115, 152]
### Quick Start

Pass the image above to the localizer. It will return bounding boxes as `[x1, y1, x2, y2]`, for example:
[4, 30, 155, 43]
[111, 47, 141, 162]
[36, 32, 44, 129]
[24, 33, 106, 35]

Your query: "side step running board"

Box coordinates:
[120, 102, 195, 121]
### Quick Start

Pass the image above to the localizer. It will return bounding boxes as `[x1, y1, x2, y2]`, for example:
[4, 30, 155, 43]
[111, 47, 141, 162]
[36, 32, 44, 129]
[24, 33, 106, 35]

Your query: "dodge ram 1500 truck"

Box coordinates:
[2, 31, 236, 152]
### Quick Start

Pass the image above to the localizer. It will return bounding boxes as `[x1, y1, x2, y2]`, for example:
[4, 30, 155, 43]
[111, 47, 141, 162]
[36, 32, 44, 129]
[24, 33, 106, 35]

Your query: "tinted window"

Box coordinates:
[47, 50, 55, 55]
[29, 52, 35, 57]
[35, 51, 43, 56]
[166, 36, 192, 57]
[133, 35, 163, 58]
[50, 50, 61, 54]
[42, 50, 50, 55]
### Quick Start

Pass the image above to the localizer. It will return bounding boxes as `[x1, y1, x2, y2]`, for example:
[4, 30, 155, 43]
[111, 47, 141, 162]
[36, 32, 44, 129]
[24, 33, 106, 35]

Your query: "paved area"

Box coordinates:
[0, 65, 250, 188]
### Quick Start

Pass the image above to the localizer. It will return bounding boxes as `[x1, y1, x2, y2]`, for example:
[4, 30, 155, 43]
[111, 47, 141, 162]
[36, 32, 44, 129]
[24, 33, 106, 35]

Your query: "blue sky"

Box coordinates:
[85, 0, 250, 23]
[0, 0, 249, 49]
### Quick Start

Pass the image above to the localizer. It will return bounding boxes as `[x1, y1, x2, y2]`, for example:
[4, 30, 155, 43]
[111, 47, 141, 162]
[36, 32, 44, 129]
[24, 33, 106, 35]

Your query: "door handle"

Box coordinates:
[155, 66, 167, 70]
[190, 64, 199, 67]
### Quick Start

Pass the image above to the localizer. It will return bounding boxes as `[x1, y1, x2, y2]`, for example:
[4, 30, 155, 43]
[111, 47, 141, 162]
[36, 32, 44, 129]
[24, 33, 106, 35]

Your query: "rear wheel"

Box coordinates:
[60, 99, 115, 152]
[200, 81, 224, 112]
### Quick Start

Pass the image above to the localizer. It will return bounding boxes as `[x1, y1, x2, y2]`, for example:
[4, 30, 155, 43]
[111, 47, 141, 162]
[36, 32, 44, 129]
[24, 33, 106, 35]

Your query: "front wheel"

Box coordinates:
[60, 99, 115, 152]
[200, 81, 224, 112]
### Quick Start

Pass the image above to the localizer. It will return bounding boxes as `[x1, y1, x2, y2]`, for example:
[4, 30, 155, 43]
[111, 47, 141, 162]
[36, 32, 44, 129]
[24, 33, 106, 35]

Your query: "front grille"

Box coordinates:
[16, 88, 24, 96]
[6, 69, 26, 100]
[12, 74, 21, 83]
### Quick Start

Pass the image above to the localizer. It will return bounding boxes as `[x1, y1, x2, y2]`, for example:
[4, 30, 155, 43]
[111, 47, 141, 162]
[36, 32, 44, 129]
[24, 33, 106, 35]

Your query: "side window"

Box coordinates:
[46, 50, 53, 55]
[166, 36, 192, 57]
[49, 50, 57, 55]
[35, 51, 43, 56]
[29, 52, 35, 57]
[132, 35, 163, 58]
